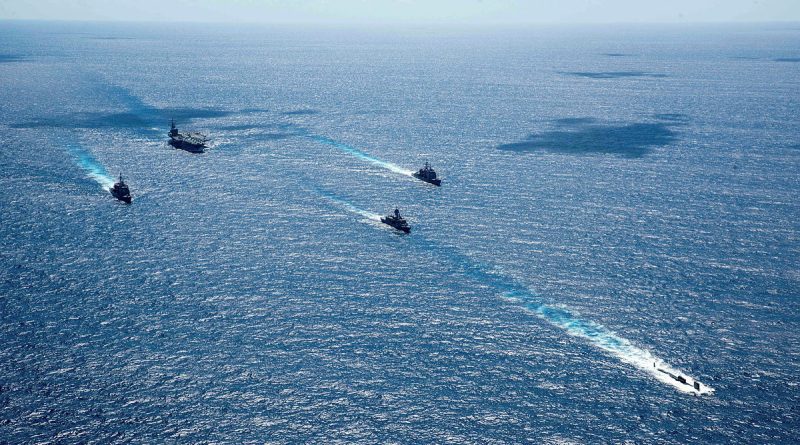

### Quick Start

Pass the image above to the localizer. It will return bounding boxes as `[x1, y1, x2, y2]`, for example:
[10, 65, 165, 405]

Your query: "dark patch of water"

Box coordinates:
[12, 109, 238, 130]
[561, 71, 667, 79]
[85, 37, 138, 41]
[282, 109, 319, 116]
[554, 117, 597, 126]
[0, 54, 28, 63]
[653, 113, 691, 123]
[498, 117, 682, 158]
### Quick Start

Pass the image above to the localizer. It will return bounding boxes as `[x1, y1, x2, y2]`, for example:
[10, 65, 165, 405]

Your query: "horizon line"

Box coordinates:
[2, 18, 800, 27]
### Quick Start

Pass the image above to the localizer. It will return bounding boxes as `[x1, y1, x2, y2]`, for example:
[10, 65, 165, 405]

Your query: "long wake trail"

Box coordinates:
[505, 290, 713, 395]
[315, 189, 713, 395]
[308, 135, 414, 177]
[314, 187, 383, 222]
[432, 242, 714, 395]
[66, 142, 115, 190]
[438, 243, 714, 395]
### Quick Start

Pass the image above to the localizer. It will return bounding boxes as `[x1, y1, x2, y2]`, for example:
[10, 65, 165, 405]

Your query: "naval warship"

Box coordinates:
[168, 119, 208, 153]
[381, 208, 410, 233]
[110, 174, 132, 204]
[412, 161, 441, 186]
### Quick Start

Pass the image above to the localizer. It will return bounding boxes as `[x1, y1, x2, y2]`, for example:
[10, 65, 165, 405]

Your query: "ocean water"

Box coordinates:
[1, 21, 799, 443]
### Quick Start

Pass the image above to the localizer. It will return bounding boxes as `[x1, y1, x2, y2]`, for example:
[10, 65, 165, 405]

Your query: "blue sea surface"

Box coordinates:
[1, 21, 799, 443]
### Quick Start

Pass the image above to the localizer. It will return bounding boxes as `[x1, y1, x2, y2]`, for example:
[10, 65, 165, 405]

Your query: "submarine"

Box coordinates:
[381, 208, 410, 233]
[110, 174, 132, 204]
[412, 161, 441, 186]
[654, 362, 702, 392]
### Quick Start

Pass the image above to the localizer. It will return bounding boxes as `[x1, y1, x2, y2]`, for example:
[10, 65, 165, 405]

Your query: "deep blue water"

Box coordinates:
[1, 21, 799, 443]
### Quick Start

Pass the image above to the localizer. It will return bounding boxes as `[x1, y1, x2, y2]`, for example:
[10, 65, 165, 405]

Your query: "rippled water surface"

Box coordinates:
[1, 22, 799, 443]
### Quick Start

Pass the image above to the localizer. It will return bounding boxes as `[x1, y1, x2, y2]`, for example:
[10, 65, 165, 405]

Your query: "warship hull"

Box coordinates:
[110, 189, 131, 204]
[381, 217, 410, 233]
[412, 173, 441, 186]
[110, 174, 132, 203]
[169, 138, 206, 153]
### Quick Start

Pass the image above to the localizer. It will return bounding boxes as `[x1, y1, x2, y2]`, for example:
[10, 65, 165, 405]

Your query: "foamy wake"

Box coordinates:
[315, 189, 382, 222]
[67, 144, 115, 190]
[316, 190, 713, 396]
[504, 291, 714, 395]
[309, 135, 414, 176]
[338, 200, 382, 222]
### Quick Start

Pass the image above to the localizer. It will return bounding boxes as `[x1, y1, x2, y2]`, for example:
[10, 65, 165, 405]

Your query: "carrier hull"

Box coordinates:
[169, 138, 206, 153]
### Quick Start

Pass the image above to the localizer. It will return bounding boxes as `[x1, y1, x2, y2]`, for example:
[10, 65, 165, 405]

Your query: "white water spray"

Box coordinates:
[66, 143, 115, 190]
[315, 189, 382, 222]
[504, 291, 714, 394]
[314, 190, 714, 396]
[309, 135, 414, 176]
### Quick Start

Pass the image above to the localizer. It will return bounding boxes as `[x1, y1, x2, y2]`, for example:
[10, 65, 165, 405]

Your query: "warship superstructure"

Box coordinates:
[381, 208, 410, 233]
[168, 119, 208, 153]
[412, 161, 441, 186]
[110, 174, 132, 204]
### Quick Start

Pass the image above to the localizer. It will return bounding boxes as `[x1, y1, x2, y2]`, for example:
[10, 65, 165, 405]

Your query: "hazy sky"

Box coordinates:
[1, 0, 799, 24]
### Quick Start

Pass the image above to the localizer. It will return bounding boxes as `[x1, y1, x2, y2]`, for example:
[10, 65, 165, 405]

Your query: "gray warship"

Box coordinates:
[110, 174, 132, 204]
[381, 208, 410, 233]
[412, 161, 441, 186]
[168, 119, 208, 153]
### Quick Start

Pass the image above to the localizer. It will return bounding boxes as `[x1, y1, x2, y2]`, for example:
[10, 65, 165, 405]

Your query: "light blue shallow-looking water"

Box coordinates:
[1, 21, 798, 443]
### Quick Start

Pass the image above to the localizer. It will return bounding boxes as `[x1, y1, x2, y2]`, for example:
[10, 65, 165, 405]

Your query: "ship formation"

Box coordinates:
[89, 116, 717, 397]
[105, 122, 444, 234]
